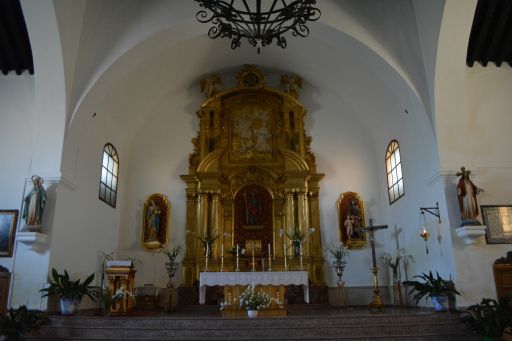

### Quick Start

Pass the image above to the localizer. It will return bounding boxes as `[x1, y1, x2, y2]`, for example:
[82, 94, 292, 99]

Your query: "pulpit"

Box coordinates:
[106, 261, 136, 313]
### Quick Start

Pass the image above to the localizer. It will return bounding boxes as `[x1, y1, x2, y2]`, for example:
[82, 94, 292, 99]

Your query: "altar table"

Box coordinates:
[199, 271, 309, 304]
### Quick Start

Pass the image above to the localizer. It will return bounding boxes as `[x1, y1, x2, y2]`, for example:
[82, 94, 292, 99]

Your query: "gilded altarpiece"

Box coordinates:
[181, 66, 325, 303]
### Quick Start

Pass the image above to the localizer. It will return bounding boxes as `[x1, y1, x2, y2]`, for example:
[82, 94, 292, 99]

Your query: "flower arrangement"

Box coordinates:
[281, 227, 315, 244]
[324, 242, 349, 262]
[379, 248, 414, 281]
[238, 284, 274, 311]
[155, 244, 183, 263]
[95, 286, 133, 315]
[187, 229, 220, 247]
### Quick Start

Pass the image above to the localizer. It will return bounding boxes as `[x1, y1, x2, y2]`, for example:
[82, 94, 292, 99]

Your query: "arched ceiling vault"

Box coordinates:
[57, 1, 438, 138]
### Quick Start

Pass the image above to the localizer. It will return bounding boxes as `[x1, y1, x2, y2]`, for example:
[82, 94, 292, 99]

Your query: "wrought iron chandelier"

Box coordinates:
[194, 0, 321, 53]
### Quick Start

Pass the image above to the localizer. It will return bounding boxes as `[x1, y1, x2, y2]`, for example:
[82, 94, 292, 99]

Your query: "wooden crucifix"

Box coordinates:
[359, 219, 388, 309]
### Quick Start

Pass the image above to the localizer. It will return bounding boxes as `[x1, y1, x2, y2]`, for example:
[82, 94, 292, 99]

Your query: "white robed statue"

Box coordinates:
[22, 175, 47, 229]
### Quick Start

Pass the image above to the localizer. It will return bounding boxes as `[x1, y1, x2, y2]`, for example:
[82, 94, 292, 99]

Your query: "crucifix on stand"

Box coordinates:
[359, 219, 388, 309]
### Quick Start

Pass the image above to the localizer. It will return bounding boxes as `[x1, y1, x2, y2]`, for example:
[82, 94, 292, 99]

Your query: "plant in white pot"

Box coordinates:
[40, 268, 95, 315]
[403, 271, 460, 312]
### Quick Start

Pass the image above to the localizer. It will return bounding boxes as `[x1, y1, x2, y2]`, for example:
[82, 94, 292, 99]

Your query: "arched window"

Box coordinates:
[385, 140, 404, 204]
[99, 143, 119, 208]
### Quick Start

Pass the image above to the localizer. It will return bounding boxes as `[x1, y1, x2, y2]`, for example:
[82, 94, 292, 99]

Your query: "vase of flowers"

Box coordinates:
[282, 228, 315, 258]
[238, 284, 273, 318]
[187, 230, 219, 258]
[155, 244, 183, 287]
[324, 242, 349, 282]
[95, 286, 132, 316]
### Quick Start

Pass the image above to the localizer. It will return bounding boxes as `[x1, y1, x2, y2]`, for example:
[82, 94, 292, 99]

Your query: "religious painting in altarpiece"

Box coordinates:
[180, 65, 326, 296]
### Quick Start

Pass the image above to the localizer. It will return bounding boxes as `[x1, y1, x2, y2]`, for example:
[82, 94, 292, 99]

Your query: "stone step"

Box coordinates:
[26, 307, 478, 340]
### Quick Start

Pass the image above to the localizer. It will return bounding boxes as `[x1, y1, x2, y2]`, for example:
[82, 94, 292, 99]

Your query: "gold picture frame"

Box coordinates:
[337, 192, 366, 249]
[0, 210, 18, 257]
[142, 194, 170, 250]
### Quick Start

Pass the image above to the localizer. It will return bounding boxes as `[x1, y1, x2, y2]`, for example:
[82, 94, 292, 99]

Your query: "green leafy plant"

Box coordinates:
[154, 244, 183, 263]
[465, 296, 512, 338]
[281, 227, 315, 244]
[187, 229, 220, 247]
[0, 305, 49, 340]
[324, 242, 349, 262]
[402, 271, 460, 304]
[40, 268, 96, 302]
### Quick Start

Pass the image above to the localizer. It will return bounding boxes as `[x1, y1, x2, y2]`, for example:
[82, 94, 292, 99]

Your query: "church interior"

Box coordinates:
[0, 0, 512, 339]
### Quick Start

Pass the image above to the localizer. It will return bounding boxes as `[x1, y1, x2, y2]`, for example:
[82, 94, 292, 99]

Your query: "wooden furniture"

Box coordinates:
[0, 271, 11, 315]
[493, 263, 512, 300]
[106, 261, 136, 313]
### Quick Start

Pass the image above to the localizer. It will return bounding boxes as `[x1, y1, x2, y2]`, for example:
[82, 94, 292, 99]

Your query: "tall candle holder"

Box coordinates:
[284, 254, 289, 271]
[251, 255, 256, 272]
[235, 255, 240, 272]
[204, 245, 209, 272]
[299, 242, 304, 270]
[267, 243, 273, 271]
[220, 244, 224, 272]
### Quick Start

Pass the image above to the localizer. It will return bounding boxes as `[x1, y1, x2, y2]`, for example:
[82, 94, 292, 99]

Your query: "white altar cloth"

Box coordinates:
[199, 271, 309, 304]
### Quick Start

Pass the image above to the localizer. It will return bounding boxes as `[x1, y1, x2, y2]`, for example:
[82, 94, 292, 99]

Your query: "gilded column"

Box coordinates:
[210, 191, 220, 256]
[198, 191, 209, 238]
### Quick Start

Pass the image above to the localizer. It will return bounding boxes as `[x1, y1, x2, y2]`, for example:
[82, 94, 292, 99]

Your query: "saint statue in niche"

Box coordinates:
[337, 191, 366, 249]
[142, 194, 169, 249]
[145, 200, 161, 241]
[456, 166, 483, 226]
[22, 175, 47, 230]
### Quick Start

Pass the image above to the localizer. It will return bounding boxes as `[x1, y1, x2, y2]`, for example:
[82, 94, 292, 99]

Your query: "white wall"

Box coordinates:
[0, 75, 35, 272]
[445, 65, 512, 306]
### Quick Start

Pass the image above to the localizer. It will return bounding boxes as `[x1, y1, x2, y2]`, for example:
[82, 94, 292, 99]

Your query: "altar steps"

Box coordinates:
[28, 307, 479, 340]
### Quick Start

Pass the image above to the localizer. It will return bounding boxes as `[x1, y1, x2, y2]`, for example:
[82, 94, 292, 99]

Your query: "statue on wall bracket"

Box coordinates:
[337, 191, 366, 249]
[142, 193, 170, 250]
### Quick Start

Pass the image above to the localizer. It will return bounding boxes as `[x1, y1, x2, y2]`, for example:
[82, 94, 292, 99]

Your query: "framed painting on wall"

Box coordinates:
[142, 194, 170, 250]
[0, 210, 18, 257]
[481, 205, 512, 244]
[337, 192, 366, 249]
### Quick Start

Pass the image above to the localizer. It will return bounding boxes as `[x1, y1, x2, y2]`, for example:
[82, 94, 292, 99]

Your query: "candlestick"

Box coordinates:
[251, 241, 256, 272]
[268, 243, 272, 271]
[299, 242, 304, 270]
[283, 241, 288, 271]
[205, 243, 209, 272]
[235, 244, 240, 272]
[220, 244, 224, 272]
[262, 257, 265, 271]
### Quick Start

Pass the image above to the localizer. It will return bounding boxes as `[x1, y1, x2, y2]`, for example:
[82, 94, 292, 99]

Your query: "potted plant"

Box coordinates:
[465, 296, 512, 341]
[0, 305, 49, 341]
[402, 271, 460, 312]
[237, 284, 274, 318]
[40, 268, 95, 315]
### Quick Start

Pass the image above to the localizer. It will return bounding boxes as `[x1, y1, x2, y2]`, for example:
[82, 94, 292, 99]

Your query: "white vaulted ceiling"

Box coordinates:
[53, 0, 441, 137]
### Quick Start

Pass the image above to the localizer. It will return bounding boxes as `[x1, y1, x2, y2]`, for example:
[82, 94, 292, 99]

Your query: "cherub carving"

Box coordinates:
[199, 74, 223, 98]
[280, 74, 302, 98]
